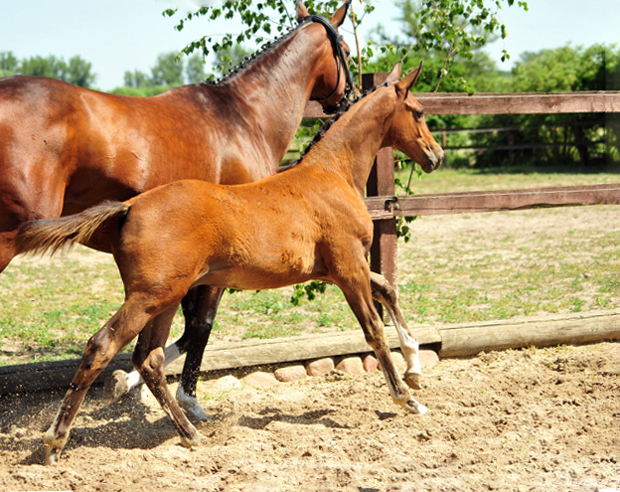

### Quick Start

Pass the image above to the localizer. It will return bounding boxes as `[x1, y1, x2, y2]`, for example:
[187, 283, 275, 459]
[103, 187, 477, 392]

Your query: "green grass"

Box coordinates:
[0, 169, 618, 365]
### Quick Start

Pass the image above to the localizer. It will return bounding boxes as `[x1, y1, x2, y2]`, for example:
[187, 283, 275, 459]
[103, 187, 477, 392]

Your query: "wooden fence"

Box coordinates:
[303, 75, 620, 288]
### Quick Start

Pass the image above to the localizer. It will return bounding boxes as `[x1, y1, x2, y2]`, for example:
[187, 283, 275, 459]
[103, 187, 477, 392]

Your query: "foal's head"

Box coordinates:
[296, 1, 353, 114]
[383, 63, 445, 173]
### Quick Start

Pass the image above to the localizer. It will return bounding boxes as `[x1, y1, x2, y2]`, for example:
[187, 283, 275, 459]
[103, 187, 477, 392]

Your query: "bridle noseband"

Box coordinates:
[305, 14, 355, 115]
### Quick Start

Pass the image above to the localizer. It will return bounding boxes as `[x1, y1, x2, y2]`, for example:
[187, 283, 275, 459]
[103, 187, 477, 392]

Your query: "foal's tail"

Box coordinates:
[15, 202, 130, 257]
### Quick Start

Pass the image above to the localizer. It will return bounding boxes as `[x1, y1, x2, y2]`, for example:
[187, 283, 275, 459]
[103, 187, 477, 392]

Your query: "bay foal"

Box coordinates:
[0, 1, 353, 419]
[16, 62, 444, 464]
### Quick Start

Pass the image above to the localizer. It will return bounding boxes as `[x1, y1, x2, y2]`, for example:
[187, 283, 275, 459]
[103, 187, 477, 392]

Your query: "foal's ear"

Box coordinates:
[330, 0, 351, 28]
[296, 1, 310, 22]
[385, 62, 403, 84]
[396, 62, 423, 96]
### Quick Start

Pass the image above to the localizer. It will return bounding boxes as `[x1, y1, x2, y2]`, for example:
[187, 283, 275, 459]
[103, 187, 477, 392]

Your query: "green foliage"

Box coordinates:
[117, 52, 209, 93]
[291, 281, 328, 306]
[0, 51, 18, 77]
[0, 52, 97, 88]
[150, 52, 185, 86]
[213, 44, 252, 76]
[186, 53, 208, 83]
[365, 0, 527, 92]
[165, 0, 343, 61]
[470, 44, 620, 170]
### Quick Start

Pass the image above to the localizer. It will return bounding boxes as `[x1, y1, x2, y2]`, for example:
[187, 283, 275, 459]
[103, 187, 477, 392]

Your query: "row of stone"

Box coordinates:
[212, 350, 440, 391]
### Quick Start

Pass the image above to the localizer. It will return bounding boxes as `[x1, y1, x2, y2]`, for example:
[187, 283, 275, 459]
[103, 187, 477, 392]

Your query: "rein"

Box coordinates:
[305, 14, 355, 115]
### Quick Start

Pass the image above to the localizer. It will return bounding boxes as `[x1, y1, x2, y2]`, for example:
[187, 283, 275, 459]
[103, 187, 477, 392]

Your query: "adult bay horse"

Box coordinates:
[0, 1, 354, 419]
[16, 62, 444, 464]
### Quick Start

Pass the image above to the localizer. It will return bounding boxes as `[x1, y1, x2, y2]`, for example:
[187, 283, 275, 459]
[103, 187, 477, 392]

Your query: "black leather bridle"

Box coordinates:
[305, 14, 355, 115]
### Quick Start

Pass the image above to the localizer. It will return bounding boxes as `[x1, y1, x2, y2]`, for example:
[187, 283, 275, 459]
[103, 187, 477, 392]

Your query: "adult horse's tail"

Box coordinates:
[15, 202, 130, 257]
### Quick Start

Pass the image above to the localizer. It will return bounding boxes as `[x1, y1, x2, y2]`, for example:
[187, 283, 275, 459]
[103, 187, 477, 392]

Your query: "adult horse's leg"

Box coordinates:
[336, 267, 428, 415]
[176, 286, 224, 419]
[44, 297, 152, 464]
[132, 302, 200, 447]
[369, 272, 422, 391]
[106, 286, 223, 421]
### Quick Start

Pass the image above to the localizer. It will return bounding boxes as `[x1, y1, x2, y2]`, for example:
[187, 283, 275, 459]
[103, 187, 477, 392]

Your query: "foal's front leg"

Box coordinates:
[370, 272, 422, 391]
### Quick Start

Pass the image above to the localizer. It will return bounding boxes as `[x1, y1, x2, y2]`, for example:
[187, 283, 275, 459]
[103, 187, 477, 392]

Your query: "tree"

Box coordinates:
[471, 44, 620, 170]
[213, 44, 252, 77]
[150, 52, 185, 87]
[19, 55, 67, 80]
[123, 69, 150, 88]
[6, 54, 96, 88]
[0, 51, 19, 77]
[186, 53, 208, 83]
[65, 56, 97, 87]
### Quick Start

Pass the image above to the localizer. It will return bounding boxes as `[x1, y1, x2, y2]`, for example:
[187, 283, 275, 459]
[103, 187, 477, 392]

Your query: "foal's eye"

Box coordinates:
[415, 110, 424, 119]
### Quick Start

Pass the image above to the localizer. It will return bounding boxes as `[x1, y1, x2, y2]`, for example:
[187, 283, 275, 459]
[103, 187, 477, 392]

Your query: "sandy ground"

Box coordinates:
[0, 341, 618, 492]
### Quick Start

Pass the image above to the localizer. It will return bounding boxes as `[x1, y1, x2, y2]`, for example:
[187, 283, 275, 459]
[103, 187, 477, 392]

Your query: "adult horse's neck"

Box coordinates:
[214, 20, 338, 173]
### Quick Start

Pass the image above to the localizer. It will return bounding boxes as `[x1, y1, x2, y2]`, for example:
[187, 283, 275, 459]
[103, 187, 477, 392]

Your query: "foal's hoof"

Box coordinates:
[405, 399, 428, 415]
[43, 445, 62, 466]
[104, 370, 130, 401]
[404, 371, 422, 391]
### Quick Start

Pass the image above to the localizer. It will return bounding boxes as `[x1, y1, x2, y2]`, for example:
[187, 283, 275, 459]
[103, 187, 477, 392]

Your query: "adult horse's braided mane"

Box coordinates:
[204, 15, 318, 86]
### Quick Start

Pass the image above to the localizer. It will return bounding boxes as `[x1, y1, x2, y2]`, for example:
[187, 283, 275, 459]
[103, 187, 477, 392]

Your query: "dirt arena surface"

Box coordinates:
[0, 341, 618, 492]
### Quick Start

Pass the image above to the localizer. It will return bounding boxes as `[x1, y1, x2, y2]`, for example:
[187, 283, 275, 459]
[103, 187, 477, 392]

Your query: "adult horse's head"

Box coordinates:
[296, 1, 354, 114]
[383, 62, 445, 173]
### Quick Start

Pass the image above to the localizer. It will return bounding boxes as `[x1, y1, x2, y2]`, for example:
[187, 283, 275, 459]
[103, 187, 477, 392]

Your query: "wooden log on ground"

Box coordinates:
[1, 310, 617, 394]
[164, 326, 440, 375]
[0, 326, 440, 395]
[438, 309, 620, 357]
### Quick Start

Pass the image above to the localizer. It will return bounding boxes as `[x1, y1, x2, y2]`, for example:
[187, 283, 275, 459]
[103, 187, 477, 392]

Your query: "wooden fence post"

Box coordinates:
[362, 73, 398, 294]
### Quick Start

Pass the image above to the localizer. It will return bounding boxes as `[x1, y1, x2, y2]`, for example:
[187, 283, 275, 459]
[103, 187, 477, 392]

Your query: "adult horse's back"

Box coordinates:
[0, 1, 352, 417]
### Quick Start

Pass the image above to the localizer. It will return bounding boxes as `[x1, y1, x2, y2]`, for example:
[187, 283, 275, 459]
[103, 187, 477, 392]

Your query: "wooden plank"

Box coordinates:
[303, 100, 329, 119]
[0, 327, 440, 395]
[439, 309, 620, 357]
[365, 184, 620, 219]
[367, 147, 398, 288]
[414, 91, 620, 115]
[166, 326, 440, 375]
[0, 355, 133, 395]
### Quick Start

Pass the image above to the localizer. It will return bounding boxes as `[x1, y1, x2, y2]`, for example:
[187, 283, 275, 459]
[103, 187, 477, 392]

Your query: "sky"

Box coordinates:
[1, 0, 618, 92]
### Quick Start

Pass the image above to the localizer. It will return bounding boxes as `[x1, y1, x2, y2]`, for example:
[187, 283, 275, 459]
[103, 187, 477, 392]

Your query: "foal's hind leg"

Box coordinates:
[44, 298, 151, 464]
[337, 271, 427, 415]
[132, 302, 200, 448]
[370, 272, 422, 391]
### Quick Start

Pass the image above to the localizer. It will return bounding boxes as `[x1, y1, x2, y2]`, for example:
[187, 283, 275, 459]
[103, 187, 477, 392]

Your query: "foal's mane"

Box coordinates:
[205, 16, 317, 86]
[292, 80, 391, 165]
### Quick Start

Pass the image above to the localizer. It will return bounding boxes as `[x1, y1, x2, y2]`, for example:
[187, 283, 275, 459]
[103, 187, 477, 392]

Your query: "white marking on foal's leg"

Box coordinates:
[176, 385, 212, 421]
[381, 304, 422, 390]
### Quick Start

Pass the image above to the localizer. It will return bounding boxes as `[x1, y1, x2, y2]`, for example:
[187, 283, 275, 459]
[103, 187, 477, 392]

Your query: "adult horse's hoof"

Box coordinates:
[104, 370, 130, 401]
[176, 386, 212, 421]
